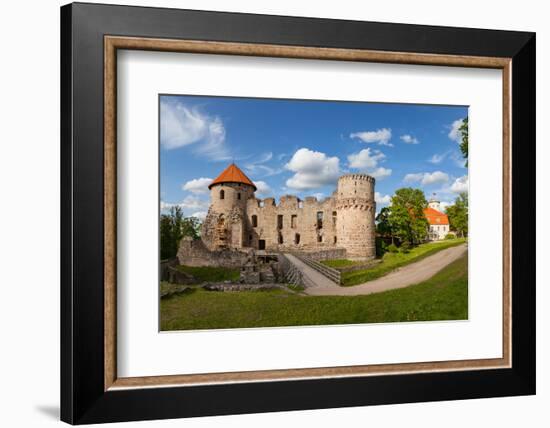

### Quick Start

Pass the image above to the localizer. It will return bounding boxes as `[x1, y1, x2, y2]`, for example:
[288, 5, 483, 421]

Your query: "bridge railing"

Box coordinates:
[291, 252, 342, 285]
[278, 253, 304, 287]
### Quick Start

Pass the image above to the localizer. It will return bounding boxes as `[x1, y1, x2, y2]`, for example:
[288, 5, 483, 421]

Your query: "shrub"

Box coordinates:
[400, 241, 411, 253]
[445, 233, 456, 240]
[387, 243, 398, 253]
[375, 237, 388, 257]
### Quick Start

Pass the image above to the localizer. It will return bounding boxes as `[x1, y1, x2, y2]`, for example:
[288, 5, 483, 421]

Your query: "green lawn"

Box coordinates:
[333, 238, 467, 286]
[321, 258, 367, 268]
[161, 253, 468, 331]
[176, 265, 240, 282]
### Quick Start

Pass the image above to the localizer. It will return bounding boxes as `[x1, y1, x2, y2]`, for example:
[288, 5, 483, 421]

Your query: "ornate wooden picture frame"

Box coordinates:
[61, 2, 535, 424]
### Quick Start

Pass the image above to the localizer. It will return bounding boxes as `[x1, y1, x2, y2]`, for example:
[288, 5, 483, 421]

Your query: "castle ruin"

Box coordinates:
[196, 163, 376, 260]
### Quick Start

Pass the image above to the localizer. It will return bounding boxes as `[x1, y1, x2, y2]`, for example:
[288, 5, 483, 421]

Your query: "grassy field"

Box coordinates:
[321, 258, 368, 268]
[323, 239, 467, 286]
[160, 253, 468, 331]
[176, 264, 240, 282]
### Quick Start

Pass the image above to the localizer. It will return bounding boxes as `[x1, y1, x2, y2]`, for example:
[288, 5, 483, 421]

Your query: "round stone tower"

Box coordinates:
[208, 163, 256, 213]
[203, 163, 256, 250]
[335, 174, 376, 260]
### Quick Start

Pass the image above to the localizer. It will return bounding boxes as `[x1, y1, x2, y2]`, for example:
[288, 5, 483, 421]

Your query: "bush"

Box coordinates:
[445, 233, 456, 240]
[400, 241, 412, 253]
[375, 237, 388, 257]
[387, 243, 398, 253]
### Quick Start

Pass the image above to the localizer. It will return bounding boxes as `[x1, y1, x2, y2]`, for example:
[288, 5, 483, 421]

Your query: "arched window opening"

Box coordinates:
[294, 233, 301, 245]
[251, 215, 258, 228]
[220, 189, 225, 200]
[237, 193, 241, 200]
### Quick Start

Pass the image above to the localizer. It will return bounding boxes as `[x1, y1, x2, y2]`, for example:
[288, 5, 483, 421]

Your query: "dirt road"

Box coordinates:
[304, 244, 467, 296]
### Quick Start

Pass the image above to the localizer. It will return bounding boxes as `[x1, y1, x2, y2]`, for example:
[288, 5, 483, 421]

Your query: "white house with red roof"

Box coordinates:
[424, 196, 450, 241]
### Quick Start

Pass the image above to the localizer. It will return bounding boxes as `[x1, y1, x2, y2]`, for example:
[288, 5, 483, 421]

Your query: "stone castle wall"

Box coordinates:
[177, 237, 251, 268]
[246, 194, 338, 251]
[200, 173, 376, 261]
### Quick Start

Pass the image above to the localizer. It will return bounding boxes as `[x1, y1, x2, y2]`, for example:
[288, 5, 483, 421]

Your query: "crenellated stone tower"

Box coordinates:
[335, 174, 376, 259]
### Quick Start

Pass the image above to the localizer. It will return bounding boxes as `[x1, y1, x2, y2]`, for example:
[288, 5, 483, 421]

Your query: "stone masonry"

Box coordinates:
[198, 163, 376, 260]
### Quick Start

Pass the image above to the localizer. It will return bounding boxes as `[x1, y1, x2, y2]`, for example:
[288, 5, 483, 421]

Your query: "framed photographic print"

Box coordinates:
[60, 2, 536, 424]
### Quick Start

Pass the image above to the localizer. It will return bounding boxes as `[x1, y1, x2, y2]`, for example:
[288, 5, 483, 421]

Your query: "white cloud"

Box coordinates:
[404, 171, 449, 186]
[182, 177, 213, 194]
[347, 148, 391, 180]
[400, 134, 420, 144]
[439, 201, 453, 212]
[244, 152, 282, 177]
[421, 171, 449, 186]
[350, 128, 393, 146]
[375, 192, 391, 206]
[450, 175, 469, 193]
[428, 153, 446, 164]
[254, 180, 272, 196]
[190, 211, 207, 220]
[160, 196, 209, 213]
[448, 119, 464, 143]
[160, 100, 229, 160]
[160, 201, 176, 211]
[403, 172, 423, 183]
[180, 195, 209, 211]
[285, 148, 340, 190]
[347, 148, 385, 170]
[369, 167, 392, 180]
[450, 151, 467, 168]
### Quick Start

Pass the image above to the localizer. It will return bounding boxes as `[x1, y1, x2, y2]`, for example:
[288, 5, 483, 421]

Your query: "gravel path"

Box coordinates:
[304, 243, 467, 296]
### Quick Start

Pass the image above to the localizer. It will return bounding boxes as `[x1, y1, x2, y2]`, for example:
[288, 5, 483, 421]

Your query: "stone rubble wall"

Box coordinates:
[176, 237, 251, 268]
[295, 248, 347, 262]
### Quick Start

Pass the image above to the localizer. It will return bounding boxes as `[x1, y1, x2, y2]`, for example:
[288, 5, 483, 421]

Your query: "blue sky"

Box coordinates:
[160, 94, 468, 219]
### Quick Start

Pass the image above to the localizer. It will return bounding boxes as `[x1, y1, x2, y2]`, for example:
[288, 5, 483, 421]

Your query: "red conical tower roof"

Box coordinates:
[208, 163, 257, 191]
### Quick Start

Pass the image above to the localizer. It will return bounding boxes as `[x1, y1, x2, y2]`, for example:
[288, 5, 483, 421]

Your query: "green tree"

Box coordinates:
[160, 206, 202, 259]
[387, 188, 429, 245]
[459, 117, 468, 167]
[376, 206, 394, 244]
[445, 192, 468, 238]
[181, 216, 202, 240]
